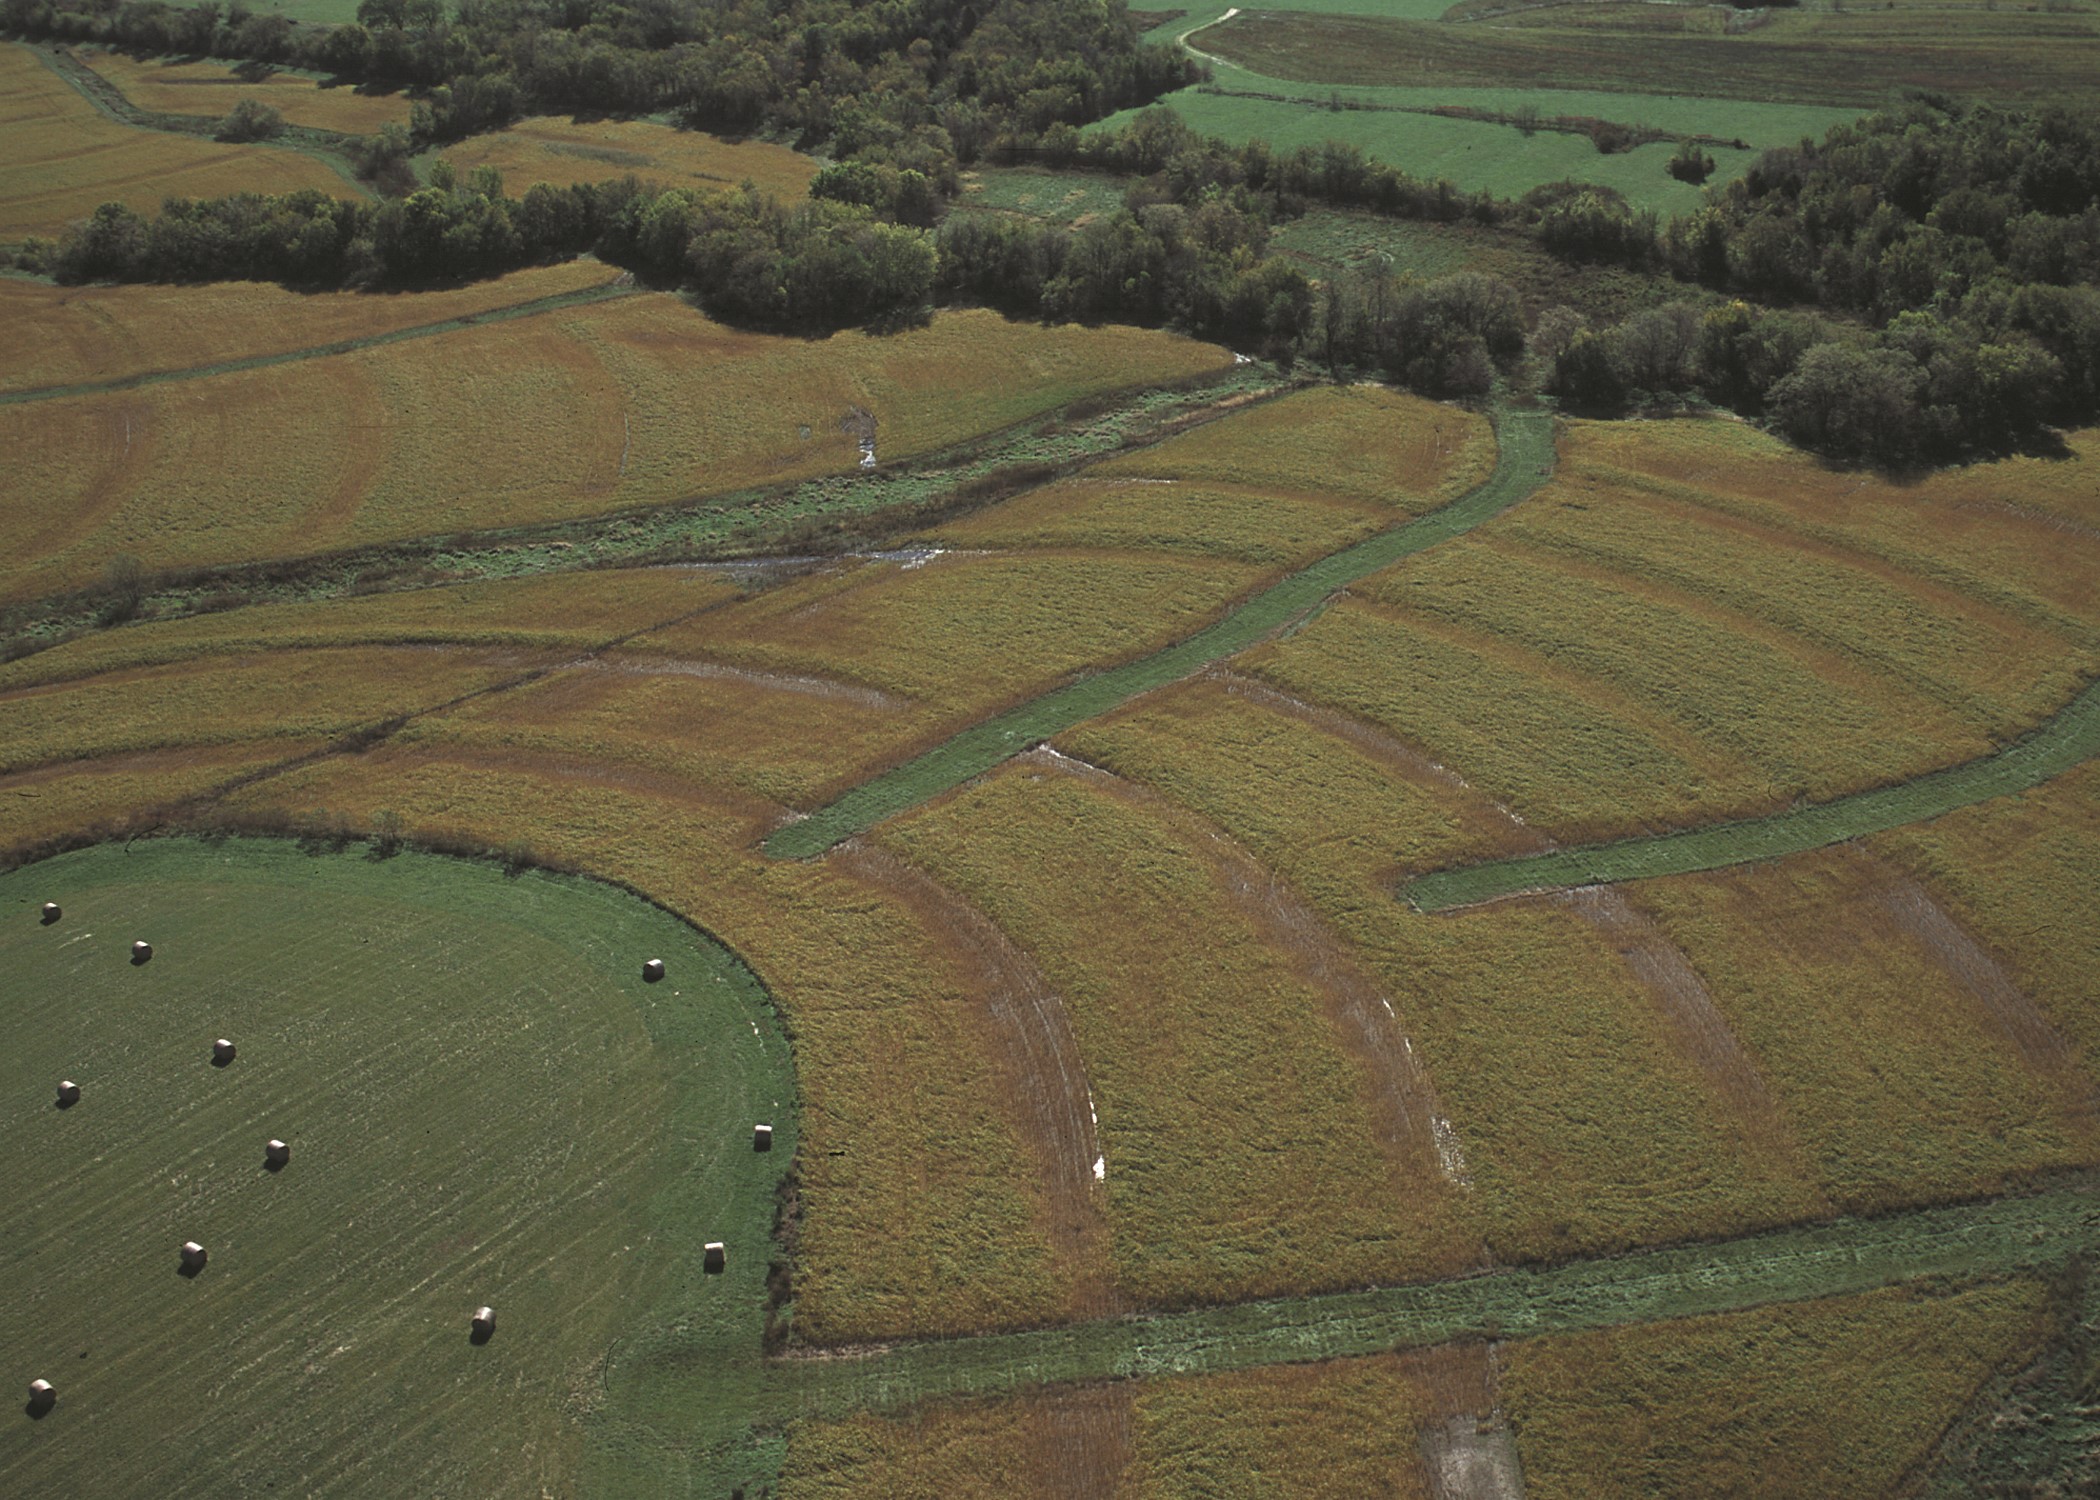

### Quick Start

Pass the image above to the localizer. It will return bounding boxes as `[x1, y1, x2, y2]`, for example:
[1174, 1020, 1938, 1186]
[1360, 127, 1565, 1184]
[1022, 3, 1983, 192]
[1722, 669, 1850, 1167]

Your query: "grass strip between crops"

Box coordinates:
[0, 281, 642, 407]
[763, 1183, 2099, 1421]
[764, 404, 1555, 858]
[1406, 671, 2100, 911]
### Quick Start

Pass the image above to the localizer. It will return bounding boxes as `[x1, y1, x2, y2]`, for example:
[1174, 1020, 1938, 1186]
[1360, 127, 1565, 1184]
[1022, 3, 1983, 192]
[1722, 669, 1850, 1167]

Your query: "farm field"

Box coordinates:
[0, 261, 626, 398]
[0, 42, 361, 243]
[0, 302, 1231, 603]
[79, 49, 410, 134]
[0, 837, 796, 1497]
[429, 115, 819, 201]
[1201, 1, 2100, 109]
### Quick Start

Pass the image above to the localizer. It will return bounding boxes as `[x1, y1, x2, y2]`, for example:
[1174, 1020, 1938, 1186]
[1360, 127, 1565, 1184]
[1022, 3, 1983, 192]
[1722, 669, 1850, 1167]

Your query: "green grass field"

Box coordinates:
[0, 837, 796, 1496]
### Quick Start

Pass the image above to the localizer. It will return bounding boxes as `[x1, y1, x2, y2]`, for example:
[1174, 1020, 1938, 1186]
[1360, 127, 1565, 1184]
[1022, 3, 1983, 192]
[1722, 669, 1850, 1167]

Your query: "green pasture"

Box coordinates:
[0, 838, 796, 1497]
[764, 405, 1554, 858]
[1099, 71, 1850, 213]
[238, 0, 365, 24]
[1406, 672, 2100, 910]
[956, 168, 1128, 224]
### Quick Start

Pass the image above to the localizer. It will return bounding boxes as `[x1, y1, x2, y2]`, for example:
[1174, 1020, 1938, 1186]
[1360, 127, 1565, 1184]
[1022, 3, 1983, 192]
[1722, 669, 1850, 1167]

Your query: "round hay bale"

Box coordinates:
[27, 1379, 54, 1414]
[180, 1241, 207, 1272]
[212, 1039, 236, 1065]
[471, 1306, 496, 1340]
[753, 1123, 774, 1152]
[703, 1241, 726, 1273]
[131, 940, 152, 964]
[265, 1138, 290, 1167]
[56, 1080, 80, 1107]
[642, 958, 666, 983]
[40, 902, 60, 925]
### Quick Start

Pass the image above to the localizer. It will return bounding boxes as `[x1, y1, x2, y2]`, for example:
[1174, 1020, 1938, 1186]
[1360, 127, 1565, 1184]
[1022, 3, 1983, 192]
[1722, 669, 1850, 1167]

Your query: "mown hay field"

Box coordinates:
[79, 48, 410, 134]
[1240, 416, 2100, 845]
[0, 302, 1231, 602]
[0, 260, 623, 397]
[0, 42, 360, 242]
[0, 837, 795, 1497]
[1503, 1279, 2050, 1499]
[433, 115, 819, 201]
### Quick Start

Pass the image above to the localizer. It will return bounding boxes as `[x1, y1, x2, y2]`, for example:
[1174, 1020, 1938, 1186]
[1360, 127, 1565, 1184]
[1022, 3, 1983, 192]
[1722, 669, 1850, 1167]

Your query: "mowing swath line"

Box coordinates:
[765, 1183, 2100, 1420]
[763, 405, 1555, 859]
[0, 282, 642, 408]
[1404, 672, 2100, 912]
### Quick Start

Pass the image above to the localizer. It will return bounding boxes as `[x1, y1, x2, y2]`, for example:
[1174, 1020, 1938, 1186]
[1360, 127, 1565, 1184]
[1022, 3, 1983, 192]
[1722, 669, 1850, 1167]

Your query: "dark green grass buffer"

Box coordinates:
[1406, 672, 2100, 911]
[767, 404, 1557, 859]
[5, 838, 797, 1498]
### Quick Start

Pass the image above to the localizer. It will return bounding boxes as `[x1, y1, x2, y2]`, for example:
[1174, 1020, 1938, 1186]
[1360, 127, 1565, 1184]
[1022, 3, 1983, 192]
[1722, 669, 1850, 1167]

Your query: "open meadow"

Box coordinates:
[0, 838, 796, 1496]
[0, 42, 360, 243]
[430, 116, 818, 201]
[79, 48, 410, 135]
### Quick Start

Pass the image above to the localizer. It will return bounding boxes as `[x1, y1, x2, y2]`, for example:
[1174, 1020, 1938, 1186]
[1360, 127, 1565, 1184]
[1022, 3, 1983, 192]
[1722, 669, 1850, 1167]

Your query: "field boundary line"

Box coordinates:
[0, 280, 643, 408]
[1404, 670, 2100, 911]
[762, 403, 1555, 859]
[765, 1181, 2100, 1417]
[28, 42, 372, 196]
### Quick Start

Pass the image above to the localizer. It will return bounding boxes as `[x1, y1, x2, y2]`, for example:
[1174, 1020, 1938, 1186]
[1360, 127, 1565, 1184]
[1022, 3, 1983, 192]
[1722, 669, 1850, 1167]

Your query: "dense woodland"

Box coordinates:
[7, 0, 2100, 464]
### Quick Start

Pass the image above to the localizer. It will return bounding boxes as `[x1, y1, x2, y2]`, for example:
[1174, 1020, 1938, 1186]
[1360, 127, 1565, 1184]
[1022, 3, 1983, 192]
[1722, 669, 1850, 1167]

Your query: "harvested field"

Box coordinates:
[1502, 1280, 2052, 1499]
[0, 837, 796, 1497]
[79, 48, 409, 134]
[433, 115, 818, 201]
[208, 747, 1088, 1343]
[0, 302, 1230, 601]
[0, 261, 624, 398]
[1062, 676, 1822, 1264]
[1630, 847, 2096, 1212]
[0, 42, 358, 242]
[883, 755, 1488, 1307]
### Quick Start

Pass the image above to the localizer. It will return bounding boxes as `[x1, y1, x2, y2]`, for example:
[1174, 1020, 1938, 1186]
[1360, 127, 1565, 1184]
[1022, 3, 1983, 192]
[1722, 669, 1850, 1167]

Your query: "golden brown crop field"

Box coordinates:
[883, 756, 1488, 1308]
[0, 261, 623, 395]
[1631, 846, 2096, 1212]
[1502, 1280, 2049, 1499]
[1237, 416, 2100, 844]
[78, 48, 410, 134]
[0, 302, 1231, 602]
[1063, 676, 1825, 1266]
[0, 42, 359, 241]
[0, 742, 316, 857]
[927, 387, 1491, 567]
[1876, 758, 2100, 1063]
[434, 115, 818, 201]
[203, 745, 1090, 1341]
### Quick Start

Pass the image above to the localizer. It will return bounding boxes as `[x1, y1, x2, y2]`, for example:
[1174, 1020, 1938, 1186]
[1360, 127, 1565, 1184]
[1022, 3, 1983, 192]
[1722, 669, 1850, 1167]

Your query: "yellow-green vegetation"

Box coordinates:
[1631, 848, 2096, 1211]
[1877, 759, 2100, 1064]
[0, 743, 311, 859]
[929, 388, 1492, 567]
[0, 261, 623, 396]
[0, 645, 538, 773]
[0, 566, 743, 691]
[0, 302, 1230, 601]
[78, 48, 410, 134]
[434, 114, 818, 201]
[0, 42, 357, 241]
[1243, 416, 2100, 844]
[1503, 1279, 2052, 1499]
[883, 758, 1486, 1306]
[1064, 678, 1824, 1266]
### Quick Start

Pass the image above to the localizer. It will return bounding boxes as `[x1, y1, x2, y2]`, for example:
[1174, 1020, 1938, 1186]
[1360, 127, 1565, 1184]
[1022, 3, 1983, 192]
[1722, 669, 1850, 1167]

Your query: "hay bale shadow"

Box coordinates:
[469, 1324, 494, 1346]
[176, 1261, 203, 1280]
